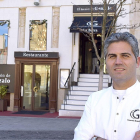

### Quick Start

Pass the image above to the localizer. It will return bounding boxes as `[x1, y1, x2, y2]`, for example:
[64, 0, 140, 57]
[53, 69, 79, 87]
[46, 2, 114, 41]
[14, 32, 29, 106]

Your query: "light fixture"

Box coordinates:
[34, 0, 40, 6]
[97, 34, 101, 37]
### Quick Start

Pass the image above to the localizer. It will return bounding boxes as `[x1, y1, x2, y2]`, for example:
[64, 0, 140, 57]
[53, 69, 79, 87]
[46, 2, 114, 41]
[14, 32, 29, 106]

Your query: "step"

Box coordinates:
[80, 74, 109, 78]
[72, 86, 107, 91]
[78, 82, 108, 87]
[59, 109, 83, 117]
[61, 104, 85, 110]
[67, 95, 89, 100]
[79, 74, 111, 83]
[78, 77, 109, 82]
[63, 99, 86, 105]
[68, 90, 94, 96]
[72, 86, 98, 91]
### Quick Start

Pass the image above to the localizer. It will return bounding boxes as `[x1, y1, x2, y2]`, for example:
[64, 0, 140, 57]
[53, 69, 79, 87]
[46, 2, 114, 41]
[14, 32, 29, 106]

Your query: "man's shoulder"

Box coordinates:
[135, 80, 140, 90]
[86, 87, 112, 108]
[91, 86, 112, 96]
[137, 80, 140, 85]
[89, 87, 112, 101]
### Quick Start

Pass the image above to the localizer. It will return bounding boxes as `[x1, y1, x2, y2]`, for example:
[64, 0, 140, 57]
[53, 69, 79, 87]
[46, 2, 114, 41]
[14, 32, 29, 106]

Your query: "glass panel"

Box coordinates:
[23, 65, 33, 109]
[34, 65, 50, 110]
[85, 41, 92, 73]
[0, 21, 8, 64]
[29, 20, 47, 50]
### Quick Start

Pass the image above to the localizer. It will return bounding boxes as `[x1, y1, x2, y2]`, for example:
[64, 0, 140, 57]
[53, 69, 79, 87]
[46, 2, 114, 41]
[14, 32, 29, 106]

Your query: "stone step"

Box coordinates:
[78, 77, 109, 82]
[63, 99, 86, 105]
[79, 74, 111, 83]
[68, 90, 93, 96]
[67, 95, 89, 100]
[71, 86, 107, 91]
[59, 109, 83, 117]
[59, 74, 111, 117]
[61, 104, 85, 110]
[71, 86, 98, 91]
[78, 82, 108, 87]
[80, 74, 109, 78]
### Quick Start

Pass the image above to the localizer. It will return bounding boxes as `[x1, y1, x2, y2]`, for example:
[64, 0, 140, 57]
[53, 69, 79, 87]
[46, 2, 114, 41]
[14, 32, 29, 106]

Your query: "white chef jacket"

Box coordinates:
[73, 80, 140, 140]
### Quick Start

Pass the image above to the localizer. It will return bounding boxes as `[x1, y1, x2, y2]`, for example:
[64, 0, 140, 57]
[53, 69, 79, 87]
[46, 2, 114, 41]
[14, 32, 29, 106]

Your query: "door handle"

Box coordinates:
[33, 86, 38, 92]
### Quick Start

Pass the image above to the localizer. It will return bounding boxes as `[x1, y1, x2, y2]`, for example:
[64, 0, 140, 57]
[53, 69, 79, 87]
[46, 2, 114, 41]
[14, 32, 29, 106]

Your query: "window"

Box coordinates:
[29, 20, 47, 51]
[0, 20, 9, 64]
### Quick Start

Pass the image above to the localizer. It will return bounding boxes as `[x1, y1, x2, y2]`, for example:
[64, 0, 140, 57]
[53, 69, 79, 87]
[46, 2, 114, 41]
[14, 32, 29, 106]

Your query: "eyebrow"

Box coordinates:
[107, 53, 132, 57]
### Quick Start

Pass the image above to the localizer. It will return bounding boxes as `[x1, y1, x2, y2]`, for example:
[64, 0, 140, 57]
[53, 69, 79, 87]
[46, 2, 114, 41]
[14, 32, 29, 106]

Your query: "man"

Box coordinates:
[73, 32, 140, 140]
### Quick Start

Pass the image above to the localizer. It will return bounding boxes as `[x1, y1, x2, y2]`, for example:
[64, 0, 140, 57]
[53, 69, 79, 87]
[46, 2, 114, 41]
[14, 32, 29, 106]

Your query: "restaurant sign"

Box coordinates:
[14, 52, 59, 58]
[0, 65, 15, 93]
[73, 4, 116, 13]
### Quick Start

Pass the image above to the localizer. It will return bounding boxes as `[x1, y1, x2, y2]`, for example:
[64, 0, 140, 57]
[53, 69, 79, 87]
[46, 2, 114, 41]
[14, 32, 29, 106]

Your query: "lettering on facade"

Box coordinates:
[76, 6, 112, 11]
[23, 53, 48, 58]
[73, 5, 116, 13]
[0, 73, 11, 83]
[81, 28, 98, 33]
[15, 52, 59, 58]
[0, 65, 15, 93]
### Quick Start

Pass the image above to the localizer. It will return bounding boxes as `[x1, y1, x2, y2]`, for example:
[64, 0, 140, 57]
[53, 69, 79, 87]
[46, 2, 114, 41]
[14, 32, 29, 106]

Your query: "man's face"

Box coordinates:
[106, 41, 140, 89]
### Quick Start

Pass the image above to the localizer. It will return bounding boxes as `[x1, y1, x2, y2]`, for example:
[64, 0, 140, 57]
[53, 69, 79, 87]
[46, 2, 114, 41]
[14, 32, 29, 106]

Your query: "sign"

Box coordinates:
[14, 52, 59, 58]
[70, 16, 113, 33]
[73, 4, 116, 13]
[60, 69, 70, 89]
[0, 65, 15, 93]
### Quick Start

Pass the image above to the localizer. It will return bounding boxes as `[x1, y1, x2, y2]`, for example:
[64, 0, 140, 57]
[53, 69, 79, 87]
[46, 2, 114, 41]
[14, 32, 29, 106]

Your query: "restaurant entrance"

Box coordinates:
[23, 64, 50, 111]
[14, 52, 59, 112]
[79, 33, 101, 74]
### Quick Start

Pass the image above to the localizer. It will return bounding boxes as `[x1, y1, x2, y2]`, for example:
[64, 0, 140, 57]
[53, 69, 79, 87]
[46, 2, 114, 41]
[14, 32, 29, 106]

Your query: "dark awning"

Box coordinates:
[70, 16, 113, 33]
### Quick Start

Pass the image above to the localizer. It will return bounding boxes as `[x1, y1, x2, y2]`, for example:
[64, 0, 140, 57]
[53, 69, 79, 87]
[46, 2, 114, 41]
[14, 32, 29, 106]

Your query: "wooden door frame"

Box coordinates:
[22, 64, 51, 111]
[14, 57, 59, 113]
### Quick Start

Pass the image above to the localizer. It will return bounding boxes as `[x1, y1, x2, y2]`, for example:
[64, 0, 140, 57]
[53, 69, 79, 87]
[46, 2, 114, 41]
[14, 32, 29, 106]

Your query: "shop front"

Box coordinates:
[14, 52, 59, 113]
[0, 64, 15, 110]
[70, 4, 116, 74]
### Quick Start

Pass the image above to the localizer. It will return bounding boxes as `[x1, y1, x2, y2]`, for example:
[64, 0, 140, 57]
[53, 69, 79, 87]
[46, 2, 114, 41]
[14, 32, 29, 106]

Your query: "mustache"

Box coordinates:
[113, 64, 125, 67]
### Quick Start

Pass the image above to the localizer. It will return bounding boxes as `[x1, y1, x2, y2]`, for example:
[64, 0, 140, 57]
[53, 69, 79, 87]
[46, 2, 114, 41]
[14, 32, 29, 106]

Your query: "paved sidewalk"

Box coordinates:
[0, 116, 80, 140]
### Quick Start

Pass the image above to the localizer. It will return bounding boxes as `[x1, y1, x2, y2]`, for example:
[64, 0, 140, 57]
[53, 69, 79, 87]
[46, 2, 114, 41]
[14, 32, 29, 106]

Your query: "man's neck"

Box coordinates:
[113, 80, 137, 90]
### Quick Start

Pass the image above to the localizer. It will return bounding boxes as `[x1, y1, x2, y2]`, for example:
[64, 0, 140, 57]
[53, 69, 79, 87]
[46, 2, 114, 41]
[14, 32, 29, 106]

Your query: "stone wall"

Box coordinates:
[52, 7, 60, 48]
[18, 8, 26, 48]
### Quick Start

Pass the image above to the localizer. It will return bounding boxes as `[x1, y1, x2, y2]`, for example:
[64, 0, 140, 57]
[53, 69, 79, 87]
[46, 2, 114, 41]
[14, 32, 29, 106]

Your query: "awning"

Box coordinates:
[70, 16, 113, 33]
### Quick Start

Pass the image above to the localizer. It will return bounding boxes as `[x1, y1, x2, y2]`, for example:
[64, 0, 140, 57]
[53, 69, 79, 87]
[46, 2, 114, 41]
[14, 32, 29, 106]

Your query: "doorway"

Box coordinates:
[79, 33, 101, 74]
[23, 64, 50, 111]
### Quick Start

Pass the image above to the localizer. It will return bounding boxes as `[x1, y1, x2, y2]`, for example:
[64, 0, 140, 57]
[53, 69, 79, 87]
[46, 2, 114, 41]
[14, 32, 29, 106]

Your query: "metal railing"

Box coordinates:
[64, 62, 76, 87]
[63, 62, 76, 109]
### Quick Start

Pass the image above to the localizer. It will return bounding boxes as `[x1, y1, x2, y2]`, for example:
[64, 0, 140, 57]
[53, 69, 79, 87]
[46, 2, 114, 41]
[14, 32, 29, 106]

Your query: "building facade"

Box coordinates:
[0, 0, 139, 112]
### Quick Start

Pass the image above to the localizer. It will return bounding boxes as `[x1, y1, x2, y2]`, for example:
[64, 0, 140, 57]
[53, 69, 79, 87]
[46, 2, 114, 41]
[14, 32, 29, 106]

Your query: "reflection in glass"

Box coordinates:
[34, 65, 50, 110]
[0, 21, 8, 64]
[23, 65, 33, 110]
[29, 21, 47, 50]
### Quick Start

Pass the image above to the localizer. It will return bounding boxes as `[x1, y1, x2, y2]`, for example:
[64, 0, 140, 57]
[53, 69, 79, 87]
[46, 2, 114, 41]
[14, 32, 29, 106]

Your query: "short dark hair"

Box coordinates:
[104, 32, 139, 60]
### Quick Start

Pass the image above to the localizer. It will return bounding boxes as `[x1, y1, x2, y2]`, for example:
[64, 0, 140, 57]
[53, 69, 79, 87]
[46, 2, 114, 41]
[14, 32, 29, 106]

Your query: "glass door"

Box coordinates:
[23, 64, 50, 111]
[23, 65, 33, 110]
[34, 65, 50, 110]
